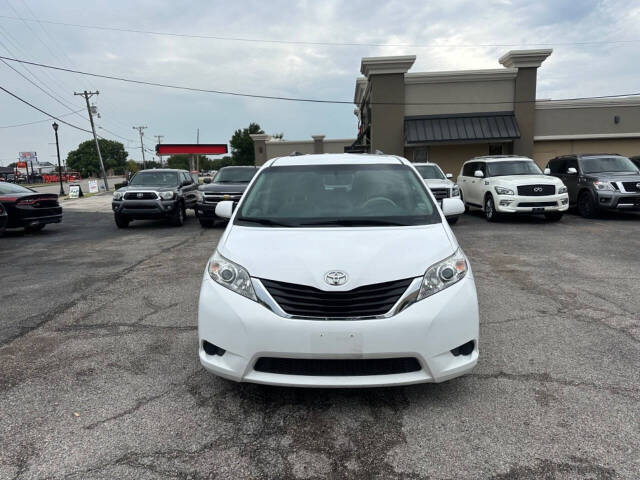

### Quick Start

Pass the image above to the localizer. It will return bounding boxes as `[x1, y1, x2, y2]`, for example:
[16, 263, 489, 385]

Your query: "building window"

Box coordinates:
[489, 144, 503, 155]
[413, 147, 428, 163]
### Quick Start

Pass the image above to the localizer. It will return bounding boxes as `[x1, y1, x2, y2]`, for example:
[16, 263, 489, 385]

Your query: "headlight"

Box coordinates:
[451, 185, 460, 197]
[417, 247, 468, 301]
[558, 185, 568, 194]
[207, 251, 256, 301]
[196, 190, 203, 202]
[113, 191, 123, 200]
[494, 186, 515, 195]
[593, 181, 614, 191]
[159, 191, 175, 200]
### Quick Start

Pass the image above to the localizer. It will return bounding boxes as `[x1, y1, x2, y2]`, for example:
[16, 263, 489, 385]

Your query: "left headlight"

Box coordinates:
[207, 251, 257, 301]
[417, 247, 468, 301]
[451, 185, 460, 197]
[558, 185, 568, 194]
[113, 191, 123, 200]
[159, 191, 175, 200]
[494, 186, 515, 195]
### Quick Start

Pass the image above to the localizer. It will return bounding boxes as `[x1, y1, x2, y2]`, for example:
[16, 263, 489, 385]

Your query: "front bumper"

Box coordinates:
[595, 192, 640, 210]
[198, 273, 479, 387]
[112, 200, 178, 218]
[494, 193, 569, 213]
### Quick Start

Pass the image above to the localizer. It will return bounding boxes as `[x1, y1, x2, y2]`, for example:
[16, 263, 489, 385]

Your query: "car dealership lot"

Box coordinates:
[1, 209, 639, 479]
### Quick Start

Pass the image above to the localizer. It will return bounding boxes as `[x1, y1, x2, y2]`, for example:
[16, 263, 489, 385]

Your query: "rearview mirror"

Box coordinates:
[203, 178, 212, 184]
[567, 167, 578, 174]
[215, 200, 234, 219]
[544, 168, 551, 175]
[441, 198, 465, 217]
[474, 170, 484, 178]
[446, 173, 453, 179]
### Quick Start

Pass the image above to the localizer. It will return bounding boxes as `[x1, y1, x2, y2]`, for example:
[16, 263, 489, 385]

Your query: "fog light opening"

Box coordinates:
[203, 340, 226, 356]
[451, 340, 475, 357]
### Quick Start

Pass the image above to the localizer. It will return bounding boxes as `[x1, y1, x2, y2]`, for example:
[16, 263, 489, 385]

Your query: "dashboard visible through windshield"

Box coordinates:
[235, 164, 441, 227]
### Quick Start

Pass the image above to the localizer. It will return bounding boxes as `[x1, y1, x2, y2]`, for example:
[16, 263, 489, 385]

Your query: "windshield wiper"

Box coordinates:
[235, 217, 295, 227]
[298, 219, 408, 227]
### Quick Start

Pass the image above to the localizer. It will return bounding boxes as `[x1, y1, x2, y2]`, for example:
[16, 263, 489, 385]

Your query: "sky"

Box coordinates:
[1, 0, 639, 167]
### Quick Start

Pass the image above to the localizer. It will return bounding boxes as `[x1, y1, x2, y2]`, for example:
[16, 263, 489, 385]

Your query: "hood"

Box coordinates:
[423, 178, 455, 188]
[488, 175, 561, 186]
[199, 182, 249, 193]
[117, 185, 176, 193]
[584, 172, 640, 182]
[218, 224, 456, 290]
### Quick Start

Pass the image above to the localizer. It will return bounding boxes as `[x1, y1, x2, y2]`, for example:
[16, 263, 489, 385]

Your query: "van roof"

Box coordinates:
[267, 153, 407, 167]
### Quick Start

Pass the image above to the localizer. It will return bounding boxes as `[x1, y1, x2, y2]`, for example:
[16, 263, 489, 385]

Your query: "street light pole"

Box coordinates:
[52, 122, 64, 196]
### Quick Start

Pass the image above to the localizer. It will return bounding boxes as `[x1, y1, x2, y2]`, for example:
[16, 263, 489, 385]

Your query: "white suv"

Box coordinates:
[457, 155, 569, 222]
[413, 162, 461, 224]
[198, 153, 478, 388]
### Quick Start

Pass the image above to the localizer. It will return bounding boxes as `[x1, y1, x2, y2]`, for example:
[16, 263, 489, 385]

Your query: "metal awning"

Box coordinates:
[405, 112, 520, 144]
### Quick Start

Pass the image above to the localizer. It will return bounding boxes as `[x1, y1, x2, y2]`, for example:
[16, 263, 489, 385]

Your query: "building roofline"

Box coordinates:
[536, 97, 640, 109]
[404, 68, 517, 84]
[534, 133, 640, 141]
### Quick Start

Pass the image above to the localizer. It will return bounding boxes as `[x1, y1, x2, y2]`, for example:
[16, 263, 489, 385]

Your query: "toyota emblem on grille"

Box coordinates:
[137, 192, 143, 198]
[533, 186, 543, 192]
[325, 270, 348, 286]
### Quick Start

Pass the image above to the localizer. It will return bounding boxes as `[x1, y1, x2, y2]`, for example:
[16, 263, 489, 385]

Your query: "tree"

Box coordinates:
[66, 139, 128, 177]
[126, 159, 140, 175]
[230, 122, 264, 166]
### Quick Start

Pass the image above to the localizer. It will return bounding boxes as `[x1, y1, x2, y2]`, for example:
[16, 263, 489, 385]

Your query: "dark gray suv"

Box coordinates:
[545, 154, 640, 218]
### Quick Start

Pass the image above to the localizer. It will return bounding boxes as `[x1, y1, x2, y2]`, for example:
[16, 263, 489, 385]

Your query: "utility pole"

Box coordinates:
[154, 135, 164, 166]
[133, 126, 148, 169]
[75, 90, 109, 191]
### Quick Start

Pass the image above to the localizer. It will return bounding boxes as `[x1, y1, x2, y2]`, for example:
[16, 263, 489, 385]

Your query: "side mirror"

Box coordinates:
[544, 168, 551, 175]
[203, 178, 212, 184]
[474, 170, 484, 178]
[441, 198, 465, 217]
[215, 200, 234, 219]
[446, 173, 453, 179]
[567, 167, 578, 175]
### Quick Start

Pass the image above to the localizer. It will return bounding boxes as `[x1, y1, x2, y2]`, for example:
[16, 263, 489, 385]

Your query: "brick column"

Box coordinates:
[250, 134, 270, 165]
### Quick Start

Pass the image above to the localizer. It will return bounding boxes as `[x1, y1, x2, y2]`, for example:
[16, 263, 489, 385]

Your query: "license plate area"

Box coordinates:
[532, 207, 545, 213]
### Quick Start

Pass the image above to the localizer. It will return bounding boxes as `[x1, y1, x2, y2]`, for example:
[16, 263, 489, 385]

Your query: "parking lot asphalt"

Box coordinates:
[1, 205, 639, 479]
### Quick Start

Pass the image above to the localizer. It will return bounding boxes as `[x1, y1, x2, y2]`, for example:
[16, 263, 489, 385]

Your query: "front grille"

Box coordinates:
[203, 192, 242, 203]
[429, 188, 450, 200]
[254, 357, 421, 376]
[517, 184, 555, 196]
[622, 182, 640, 192]
[518, 201, 557, 207]
[124, 192, 157, 200]
[260, 277, 413, 318]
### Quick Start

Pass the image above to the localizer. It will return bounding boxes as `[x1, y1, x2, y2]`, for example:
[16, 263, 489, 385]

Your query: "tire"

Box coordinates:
[25, 224, 45, 233]
[199, 218, 214, 228]
[577, 191, 598, 218]
[446, 216, 459, 225]
[114, 213, 130, 228]
[484, 194, 500, 222]
[170, 203, 185, 227]
[544, 212, 563, 222]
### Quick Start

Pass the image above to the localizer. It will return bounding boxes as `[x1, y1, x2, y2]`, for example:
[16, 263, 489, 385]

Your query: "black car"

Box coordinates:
[545, 153, 640, 217]
[0, 182, 62, 232]
[195, 166, 258, 227]
[0, 202, 7, 236]
[111, 169, 198, 228]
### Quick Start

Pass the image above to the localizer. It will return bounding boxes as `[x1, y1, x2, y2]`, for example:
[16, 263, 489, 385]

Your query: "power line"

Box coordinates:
[0, 108, 83, 128]
[1, 54, 640, 106]
[0, 14, 638, 48]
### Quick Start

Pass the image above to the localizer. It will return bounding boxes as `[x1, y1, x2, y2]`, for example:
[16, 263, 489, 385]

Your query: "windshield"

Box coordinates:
[235, 164, 440, 227]
[415, 165, 445, 180]
[214, 167, 256, 183]
[129, 171, 179, 186]
[0, 183, 34, 194]
[486, 161, 542, 177]
[579, 156, 639, 174]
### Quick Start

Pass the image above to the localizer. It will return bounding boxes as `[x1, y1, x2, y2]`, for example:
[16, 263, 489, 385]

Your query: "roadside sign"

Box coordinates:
[88, 180, 99, 193]
[69, 184, 82, 198]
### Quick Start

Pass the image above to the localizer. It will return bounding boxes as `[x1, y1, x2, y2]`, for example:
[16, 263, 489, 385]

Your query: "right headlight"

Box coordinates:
[451, 185, 460, 197]
[113, 191, 123, 200]
[416, 247, 468, 301]
[207, 250, 256, 301]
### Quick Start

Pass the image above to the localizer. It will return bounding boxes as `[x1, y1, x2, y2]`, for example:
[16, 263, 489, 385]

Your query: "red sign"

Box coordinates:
[156, 144, 228, 155]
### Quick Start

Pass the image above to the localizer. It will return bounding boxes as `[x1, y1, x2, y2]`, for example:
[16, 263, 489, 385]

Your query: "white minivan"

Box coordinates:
[198, 154, 479, 387]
